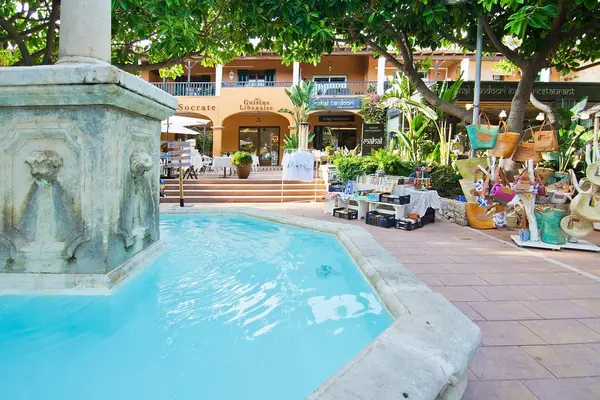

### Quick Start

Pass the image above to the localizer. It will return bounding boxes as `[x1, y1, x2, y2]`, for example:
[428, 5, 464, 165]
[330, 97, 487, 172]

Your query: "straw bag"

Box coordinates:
[456, 157, 487, 179]
[513, 141, 543, 163]
[467, 113, 499, 150]
[533, 120, 559, 152]
[466, 203, 495, 229]
[560, 215, 594, 238]
[489, 121, 520, 158]
[513, 169, 532, 192]
[535, 167, 555, 185]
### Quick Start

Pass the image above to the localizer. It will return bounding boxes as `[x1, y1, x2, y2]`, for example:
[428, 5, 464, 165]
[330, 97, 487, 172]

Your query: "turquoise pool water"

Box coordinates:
[0, 214, 392, 400]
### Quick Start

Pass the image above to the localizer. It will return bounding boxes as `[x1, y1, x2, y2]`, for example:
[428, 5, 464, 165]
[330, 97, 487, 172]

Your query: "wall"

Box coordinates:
[300, 55, 370, 81]
[223, 59, 294, 82]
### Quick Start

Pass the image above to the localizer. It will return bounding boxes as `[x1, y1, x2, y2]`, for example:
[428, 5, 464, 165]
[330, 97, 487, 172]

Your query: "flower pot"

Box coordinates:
[548, 171, 569, 185]
[236, 164, 251, 179]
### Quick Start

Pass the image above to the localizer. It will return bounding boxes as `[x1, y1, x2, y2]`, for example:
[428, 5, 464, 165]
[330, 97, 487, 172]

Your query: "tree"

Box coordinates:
[278, 80, 326, 128]
[0, 0, 253, 71]
[240, 0, 600, 133]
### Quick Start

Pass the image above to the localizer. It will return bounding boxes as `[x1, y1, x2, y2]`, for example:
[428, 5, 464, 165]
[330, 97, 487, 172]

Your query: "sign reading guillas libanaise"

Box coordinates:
[176, 97, 274, 112]
[239, 98, 273, 111]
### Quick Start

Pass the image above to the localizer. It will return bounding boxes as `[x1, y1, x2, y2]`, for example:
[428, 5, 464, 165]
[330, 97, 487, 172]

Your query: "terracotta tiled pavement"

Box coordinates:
[162, 203, 600, 399]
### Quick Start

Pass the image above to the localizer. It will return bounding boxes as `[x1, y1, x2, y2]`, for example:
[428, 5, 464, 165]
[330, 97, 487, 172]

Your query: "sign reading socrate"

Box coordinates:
[361, 123, 385, 155]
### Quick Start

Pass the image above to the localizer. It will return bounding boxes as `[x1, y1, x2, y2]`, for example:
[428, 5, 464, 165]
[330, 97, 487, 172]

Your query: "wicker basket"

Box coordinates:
[466, 203, 495, 229]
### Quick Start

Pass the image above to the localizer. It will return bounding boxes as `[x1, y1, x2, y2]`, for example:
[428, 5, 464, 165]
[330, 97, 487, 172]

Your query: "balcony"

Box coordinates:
[152, 82, 216, 96]
[314, 81, 378, 96]
[222, 81, 294, 88]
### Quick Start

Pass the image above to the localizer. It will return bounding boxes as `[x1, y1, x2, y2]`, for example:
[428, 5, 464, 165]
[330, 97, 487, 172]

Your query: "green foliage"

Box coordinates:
[278, 81, 326, 127]
[282, 133, 315, 150]
[429, 165, 462, 199]
[545, 97, 591, 172]
[159, 65, 184, 79]
[195, 130, 213, 154]
[359, 94, 387, 124]
[333, 150, 414, 183]
[493, 59, 519, 75]
[231, 151, 253, 166]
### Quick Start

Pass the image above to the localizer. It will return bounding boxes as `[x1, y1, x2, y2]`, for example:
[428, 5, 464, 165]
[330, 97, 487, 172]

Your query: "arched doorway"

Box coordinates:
[308, 111, 363, 151]
[221, 111, 292, 165]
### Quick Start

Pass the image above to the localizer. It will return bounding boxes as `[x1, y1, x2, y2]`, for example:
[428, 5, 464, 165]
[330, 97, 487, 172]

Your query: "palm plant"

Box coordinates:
[431, 76, 464, 165]
[382, 73, 437, 160]
[278, 80, 326, 127]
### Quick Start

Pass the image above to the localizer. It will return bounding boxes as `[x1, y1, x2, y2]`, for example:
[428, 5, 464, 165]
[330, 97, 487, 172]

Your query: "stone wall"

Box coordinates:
[440, 198, 468, 226]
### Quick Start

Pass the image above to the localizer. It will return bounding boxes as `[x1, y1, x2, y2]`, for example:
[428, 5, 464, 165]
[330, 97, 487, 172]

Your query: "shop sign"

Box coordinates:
[457, 81, 600, 102]
[311, 97, 362, 110]
[178, 103, 216, 112]
[239, 97, 274, 111]
[319, 115, 356, 122]
[361, 124, 385, 155]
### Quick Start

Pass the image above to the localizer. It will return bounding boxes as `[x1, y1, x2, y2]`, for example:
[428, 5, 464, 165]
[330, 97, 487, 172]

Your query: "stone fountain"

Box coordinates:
[0, 0, 177, 292]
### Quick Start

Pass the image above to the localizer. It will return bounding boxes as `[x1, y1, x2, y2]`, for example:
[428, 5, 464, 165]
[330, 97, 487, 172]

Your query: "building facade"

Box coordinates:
[141, 49, 600, 163]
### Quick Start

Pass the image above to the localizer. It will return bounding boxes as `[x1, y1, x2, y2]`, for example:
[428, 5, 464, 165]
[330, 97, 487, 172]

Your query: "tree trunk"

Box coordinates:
[506, 66, 538, 134]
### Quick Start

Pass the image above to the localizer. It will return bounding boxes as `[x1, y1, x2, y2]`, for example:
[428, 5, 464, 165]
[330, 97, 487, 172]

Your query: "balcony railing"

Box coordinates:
[221, 81, 294, 88]
[152, 82, 216, 96]
[314, 81, 378, 96]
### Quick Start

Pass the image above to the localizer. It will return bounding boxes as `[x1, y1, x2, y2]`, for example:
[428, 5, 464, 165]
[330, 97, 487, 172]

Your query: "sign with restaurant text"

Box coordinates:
[311, 97, 362, 110]
[319, 115, 355, 122]
[456, 81, 600, 102]
[361, 124, 385, 155]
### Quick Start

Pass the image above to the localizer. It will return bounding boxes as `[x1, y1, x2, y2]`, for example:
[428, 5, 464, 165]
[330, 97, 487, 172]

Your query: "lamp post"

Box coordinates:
[469, 17, 484, 158]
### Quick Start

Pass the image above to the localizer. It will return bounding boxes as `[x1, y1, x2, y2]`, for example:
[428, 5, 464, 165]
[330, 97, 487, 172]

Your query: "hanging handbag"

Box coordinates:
[513, 169, 532, 192]
[513, 141, 543, 163]
[490, 168, 516, 204]
[533, 170, 547, 196]
[489, 121, 520, 158]
[533, 120, 559, 152]
[467, 113, 499, 150]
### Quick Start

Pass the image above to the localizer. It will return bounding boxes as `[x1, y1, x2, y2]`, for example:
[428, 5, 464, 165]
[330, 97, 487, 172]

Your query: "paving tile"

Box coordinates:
[473, 285, 539, 301]
[477, 273, 535, 285]
[523, 263, 572, 273]
[523, 344, 600, 378]
[578, 318, 600, 334]
[587, 343, 600, 354]
[433, 286, 488, 302]
[477, 321, 547, 346]
[403, 263, 450, 274]
[431, 273, 490, 286]
[485, 265, 538, 274]
[521, 319, 600, 344]
[522, 377, 600, 400]
[520, 285, 588, 300]
[519, 272, 594, 285]
[468, 301, 542, 321]
[409, 255, 455, 264]
[520, 300, 597, 319]
[566, 284, 600, 298]
[463, 380, 539, 400]
[452, 302, 486, 321]
[470, 346, 553, 380]
[446, 255, 490, 264]
[570, 299, 600, 315]
[441, 263, 495, 274]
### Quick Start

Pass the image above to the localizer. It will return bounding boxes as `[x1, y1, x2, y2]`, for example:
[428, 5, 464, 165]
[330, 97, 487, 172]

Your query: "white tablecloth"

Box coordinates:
[212, 157, 233, 169]
[392, 186, 441, 217]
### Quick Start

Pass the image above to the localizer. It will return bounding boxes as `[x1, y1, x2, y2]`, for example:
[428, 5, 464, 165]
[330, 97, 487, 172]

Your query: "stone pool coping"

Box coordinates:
[163, 207, 481, 400]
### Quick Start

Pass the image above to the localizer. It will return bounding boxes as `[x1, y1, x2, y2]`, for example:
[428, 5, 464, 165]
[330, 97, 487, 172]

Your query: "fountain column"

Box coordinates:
[0, 0, 177, 292]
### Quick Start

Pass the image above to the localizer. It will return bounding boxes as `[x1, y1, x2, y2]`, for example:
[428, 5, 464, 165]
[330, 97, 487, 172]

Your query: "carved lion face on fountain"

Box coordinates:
[25, 150, 64, 183]
[130, 150, 153, 179]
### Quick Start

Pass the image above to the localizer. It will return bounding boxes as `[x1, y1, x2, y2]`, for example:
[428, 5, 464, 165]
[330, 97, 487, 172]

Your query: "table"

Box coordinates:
[212, 157, 234, 177]
[392, 186, 441, 217]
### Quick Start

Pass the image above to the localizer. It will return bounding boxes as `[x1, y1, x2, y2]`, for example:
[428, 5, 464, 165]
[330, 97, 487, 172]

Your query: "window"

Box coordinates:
[492, 75, 504, 81]
[313, 76, 348, 95]
[236, 70, 276, 86]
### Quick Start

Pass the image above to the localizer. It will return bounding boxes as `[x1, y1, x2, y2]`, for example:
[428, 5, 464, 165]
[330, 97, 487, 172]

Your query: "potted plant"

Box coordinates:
[232, 151, 253, 179]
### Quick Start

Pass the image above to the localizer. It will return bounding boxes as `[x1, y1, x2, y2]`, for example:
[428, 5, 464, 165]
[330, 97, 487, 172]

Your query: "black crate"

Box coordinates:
[333, 208, 358, 220]
[365, 211, 396, 228]
[422, 207, 436, 224]
[328, 183, 345, 192]
[395, 219, 415, 231]
[382, 194, 410, 205]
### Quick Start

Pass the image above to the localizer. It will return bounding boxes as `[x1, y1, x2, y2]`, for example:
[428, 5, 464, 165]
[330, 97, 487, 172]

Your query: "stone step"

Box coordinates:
[164, 184, 324, 190]
[162, 179, 324, 185]
[165, 190, 326, 198]
[160, 195, 324, 203]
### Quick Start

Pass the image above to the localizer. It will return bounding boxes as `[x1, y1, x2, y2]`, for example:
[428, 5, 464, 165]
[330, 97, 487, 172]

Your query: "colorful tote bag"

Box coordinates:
[467, 113, 499, 150]
[489, 121, 520, 158]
